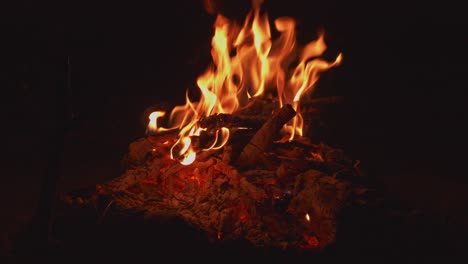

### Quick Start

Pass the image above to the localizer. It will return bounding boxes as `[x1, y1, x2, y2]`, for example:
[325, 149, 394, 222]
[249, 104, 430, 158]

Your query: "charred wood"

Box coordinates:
[236, 104, 296, 168]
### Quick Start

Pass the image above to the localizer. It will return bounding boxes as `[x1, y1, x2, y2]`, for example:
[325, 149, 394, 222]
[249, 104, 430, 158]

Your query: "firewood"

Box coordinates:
[198, 113, 268, 130]
[273, 138, 320, 152]
[198, 96, 279, 131]
[236, 104, 296, 168]
[225, 128, 256, 164]
[233, 96, 278, 116]
[198, 96, 339, 131]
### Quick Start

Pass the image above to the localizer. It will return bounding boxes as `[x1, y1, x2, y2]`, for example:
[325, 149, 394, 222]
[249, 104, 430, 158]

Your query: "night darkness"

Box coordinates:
[1, 0, 467, 262]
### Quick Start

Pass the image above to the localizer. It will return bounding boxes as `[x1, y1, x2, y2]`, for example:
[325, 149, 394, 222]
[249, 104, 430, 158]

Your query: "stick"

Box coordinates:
[236, 104, 296, 168]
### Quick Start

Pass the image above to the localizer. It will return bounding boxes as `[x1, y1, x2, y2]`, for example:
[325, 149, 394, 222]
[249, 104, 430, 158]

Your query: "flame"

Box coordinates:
[147, 0, 342, 165]
[305, 213, 311, 222]
[146, 111, 167, 134]
[171, 136, 197, 165]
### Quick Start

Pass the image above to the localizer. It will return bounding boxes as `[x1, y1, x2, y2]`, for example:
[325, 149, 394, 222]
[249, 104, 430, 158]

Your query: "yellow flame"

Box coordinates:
[305, 213, 310, 222]
[205, 127, 230, 150]
[147, 111, 172, 134]
[180, 150, 196, 165]
[171, 136, 196, 165]
[147, 0, 342, 165]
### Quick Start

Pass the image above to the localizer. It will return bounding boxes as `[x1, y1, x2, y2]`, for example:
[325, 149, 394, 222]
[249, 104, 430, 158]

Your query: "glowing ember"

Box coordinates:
[147, 0, 342, 164]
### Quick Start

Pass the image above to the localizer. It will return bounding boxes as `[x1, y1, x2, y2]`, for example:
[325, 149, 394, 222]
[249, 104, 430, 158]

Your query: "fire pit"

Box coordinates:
[63, 0, 369, 252]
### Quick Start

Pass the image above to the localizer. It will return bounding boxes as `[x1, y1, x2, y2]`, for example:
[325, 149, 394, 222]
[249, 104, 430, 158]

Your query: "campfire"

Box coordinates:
[65, 0, 369, 251]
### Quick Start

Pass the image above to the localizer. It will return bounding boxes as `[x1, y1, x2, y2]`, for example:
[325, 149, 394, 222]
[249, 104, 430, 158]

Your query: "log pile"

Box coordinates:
[64, 96, 370, 251]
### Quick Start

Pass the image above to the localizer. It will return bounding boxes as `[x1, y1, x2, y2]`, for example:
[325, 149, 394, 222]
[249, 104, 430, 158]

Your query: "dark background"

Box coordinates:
[1, 0, 467, 262]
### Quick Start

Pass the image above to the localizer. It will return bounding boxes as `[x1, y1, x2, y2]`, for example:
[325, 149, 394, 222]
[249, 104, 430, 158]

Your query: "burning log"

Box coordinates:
[199, 113, 268, 130]
[198, 96, 343, 136]
[236, 104, 296, 168]
[233, 96, 278, 117]
[198, 96, 281, 131]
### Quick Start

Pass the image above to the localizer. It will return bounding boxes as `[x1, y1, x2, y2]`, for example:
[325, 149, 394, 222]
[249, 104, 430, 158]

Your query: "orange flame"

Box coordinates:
[147, 0, 342, 165]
